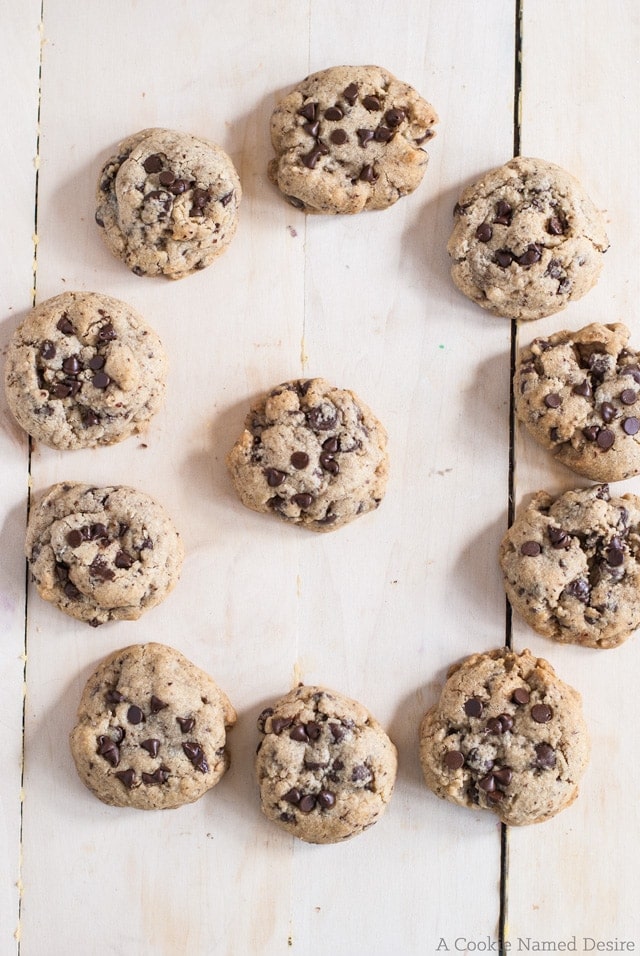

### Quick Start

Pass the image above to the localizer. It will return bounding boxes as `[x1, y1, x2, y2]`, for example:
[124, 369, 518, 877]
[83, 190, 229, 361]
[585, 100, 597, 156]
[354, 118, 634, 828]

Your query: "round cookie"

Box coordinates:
[226, 378, 389, 532]
[26, 482, 184, 626]
[419, 648, 590, 826]
[515, 322, 640, 481]
[4, 291, 167, 450]
[447, 157, 609, 320]
[268, 65, 438, 214]
[500, 484, 640, 649]
[256, 684, 397, 844]
[70, 643, 236, 809]
[95, 127, 241, 279]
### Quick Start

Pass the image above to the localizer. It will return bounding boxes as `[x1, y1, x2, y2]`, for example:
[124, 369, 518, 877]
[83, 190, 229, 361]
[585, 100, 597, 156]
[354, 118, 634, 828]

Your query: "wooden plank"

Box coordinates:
[0, 2, 42, 952]
[508, 0, 640, 947]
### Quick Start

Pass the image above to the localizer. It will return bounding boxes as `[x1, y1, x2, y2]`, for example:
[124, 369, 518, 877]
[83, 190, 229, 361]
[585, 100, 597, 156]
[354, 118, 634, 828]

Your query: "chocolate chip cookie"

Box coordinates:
[70, 643, 236, 809]
[500, 484, 640, 649]
[515, 322, 640, 481]
[419, 648, 590, 826]
[95, 127, 241, 279]
[26, 482, 184, 626]
[4, 291, 166, 449]
[447, 157, 609, 320]
[268, 65, 438, 214]
[256, 684, 397, 844]
[226, 378, 389, 532]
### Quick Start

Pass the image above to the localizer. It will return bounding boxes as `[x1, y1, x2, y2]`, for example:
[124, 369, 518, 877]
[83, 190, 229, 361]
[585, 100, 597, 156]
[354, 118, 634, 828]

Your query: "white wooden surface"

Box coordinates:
[0, 2, 638, 954]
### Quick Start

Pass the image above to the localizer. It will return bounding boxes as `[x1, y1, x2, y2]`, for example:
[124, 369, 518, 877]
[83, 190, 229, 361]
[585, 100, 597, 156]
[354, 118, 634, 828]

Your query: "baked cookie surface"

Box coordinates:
[70, 642, 236, 809]
[447, 157, 609, 320]
[95, 127, 241, 279]
[515, 322, 640, 481]
[226, 378, 389, 532]
[268, 65, 438, 214]
[500, 484, 640, 649]
[256, 684, 397, 844]
[419, 648, 590, 825]
[26, 482, 184, 626]
[4, 291, 166, 450]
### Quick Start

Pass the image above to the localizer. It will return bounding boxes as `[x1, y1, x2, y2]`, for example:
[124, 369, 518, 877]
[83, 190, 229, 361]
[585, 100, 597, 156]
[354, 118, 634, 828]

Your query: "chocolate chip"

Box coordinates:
[512, 688, 530, 705]
[289, 724, 309, 743]
[114, 550, 134, 569]
[140, 739, 160, 757]
[359, 164, 378, 183]
[351, 764, 373, 783]
[302, 144, 328, 170]
[362, 94, 381, 111]
[357, 128, 375, 147]
[322, 436, 339, 453]
[127, 705, 145, 725]
[305, 721, 322, 740]
[582, 425, 600, 442]
[486, 717, 504, 735]
[158, 169, 175, 186]
[283, 788, 301, 805]
[142, 767, 170, 785]
[298, 794, 316, 813]
[596, 428, 615, 450]
[106, 689, 125, 704]
[534, 743, 556, 769]
[264, 468, 287, 487]
[492, 767, 513, 787]
[601, 402, 617, 423]
[548, 526, 570, 549]
[97, 323, 117, 342]
[464, 697, 483, 718]
[516, 244, 542, 266]
[150, 696, 168, 713]
[177, 716, 195, 733]
[330, 129, 348, 145]
[40, 340, 56, 360]
[304, 758, 329, 770]
[298, 102, 318, 122]
[546, 216, 566, 235]
[475, 223, 493, 242]
[520, 540, 541, 556]
[564, 578, 590, 603]
[544, 393, 562, 408]
[50, 383, 72, 399]
[319, 452, 339, 475]
[328, 722, 345, 742]
[324, 106, 344, 121]
[66, 529, 84, 548]
[494, 200, 512, 225]
[343, 83, 359, 105]
[385, 108, 405, 127]
[531, 703, 552, 723]
[290, 452, 309, 469]
[374, 125, 394, 142]
[89, 555, 115, 581]
[169, 178, 191, 195]
[302, 121, 320, 138]
[443, 750, 465, 770]
[605, 542, 625, 567]
[317, 790, 336, 809]
[271, 716, 293, 735]
[88, 355, 105, 371]
[292, 493, 314, 509]
[620, 388, 637, 405]
[56, 315, 75, 335]
[182, 741, 209, 773]
[572, 380, 592, 398]
[623, 417, 640, 435]
[91, 370, 111, 389]
[97, 735, 120, 767]
[494, 250, 513, 268]
[622, 364, 640, 385]
[115, 769, 135, 788]
[478, 772, 496, 792]
[143, 154, 164, 173]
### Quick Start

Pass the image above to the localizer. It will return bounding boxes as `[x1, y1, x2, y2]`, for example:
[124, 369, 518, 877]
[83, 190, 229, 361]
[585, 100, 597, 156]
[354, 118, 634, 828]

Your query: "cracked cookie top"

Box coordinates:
[447, 157, 608, 320]
[419, 648, 590, 825]
[268, 65, 438, 214]
[95, 127, 241, 279]
[70, 642, 236, 809]
[26, 482, 184, 626]
[4, 291, 166, 449]
[515, 322, 640, 481]
[256, 684, 397, 844]
[226, 378, 389, 532]
[500, 484, 640, 648]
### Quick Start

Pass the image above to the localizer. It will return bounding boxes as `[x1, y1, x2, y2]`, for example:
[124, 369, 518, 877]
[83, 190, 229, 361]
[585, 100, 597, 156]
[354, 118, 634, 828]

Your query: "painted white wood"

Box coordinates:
[509, 0, 640, 949]
[0, 2, 42, 952]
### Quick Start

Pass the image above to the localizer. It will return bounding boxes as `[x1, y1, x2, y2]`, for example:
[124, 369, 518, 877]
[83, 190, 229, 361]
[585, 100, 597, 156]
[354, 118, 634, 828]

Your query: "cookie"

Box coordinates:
[226, 378, 389, 532]
[4, 291, 167, 450]
[95, 127, 241, 279]
[515, 322, 640, 481]
[419, 648, 590, 825]
[70, 643, 236, 809]
[447, 157, 609, 320]
[26, 482, 184, 626]
[500, 484, 640, 649]
[255, 684, 397, 844]
[268, 65, 438, 214]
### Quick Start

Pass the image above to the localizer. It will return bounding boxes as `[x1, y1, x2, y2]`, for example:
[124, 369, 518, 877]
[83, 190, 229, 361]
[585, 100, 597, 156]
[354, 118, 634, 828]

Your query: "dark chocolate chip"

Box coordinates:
[475, 223, 493, 242]
[97, 323, 117, 342]
[97, 735, 120, 767]
[546, 216, 566, 235]
[298, 794, 316, 813]
[40, 341, 56, 360]
[564, 578, 590, 603]
[127, 705, 145, 725]
[328, 722, 345, 742]
[88, 355, 105, 371]
[544, 393, 562, 408]
[271, 716, 293, 735]
[623, 417, 640, 435]
[622, 364, 640, 385]
[531, 703, 553, 723]
[374, 125, 394, 142]
[169, 179, 191, 195]
[582, 425, 600, 442]
[114, 550, 134, 569]
[596, 428, 615, 449]
[182, 741, 209, 773]
[305, 721, 322, 740]
[605, 542, 625, 567]
[292, 493, 314, 509]
[324, 106, 344, 121]
[142, 767, 170, 785]
[302, 121, 320, 138]
[572, 380, 592, 398]
[464, 697, 483, 718]
[106, 689, 125, 704]
[356, 129, 375, 147]
[150, 696, 168, 713]
[91, 370, 111, 389]
[66, 529, 84, 548]
[620, 388, 637, 405]
[492, 767, 513, 787]
[494, 200, 512, 225]
[362, 94, 381, 111]
[143, 154, 164, 173]
[319, 452, 339, 475]
[601, 402, 617, 423]
[56, 315, 75, 335]
[548, 526, 570, 549]
[516, 244, 542, 266]
[520, 540, 541, 556]
[289, 724, 309, 743]
[478, 773, 496, 793]
[177, 716, 195, 733]
[330, 129, 348, 145]
[302, 144, 328, 170]
[89, 555, 115, 581]
[283, 788, 301, 805]
[494, 250, 513, 268]
[534, 743, 556, 769]
[359, 164, 378, 183]
[264, 468, 287, 487]
[512, 688, 530, 706]
[343, 83, 359, 105]
[298, 102, 318, 122]
[115, 769, 135, 788]
[351, 764, 373, 783]
[385, 108, 405, 127]
[140, 739, 160, 758]
[322, 436, 339, 453]
[290, 451, 309, 469]
[317, 790, 336, 809]
[50, 383, 72, 399]
[158, 169, 176, 186]
[443, 750, 465, 770]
